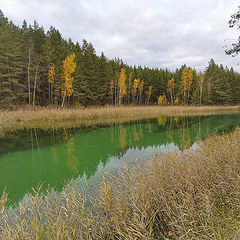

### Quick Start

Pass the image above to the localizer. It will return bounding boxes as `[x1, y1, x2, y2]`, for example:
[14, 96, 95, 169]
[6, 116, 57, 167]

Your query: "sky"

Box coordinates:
[0, 0, 239, 71]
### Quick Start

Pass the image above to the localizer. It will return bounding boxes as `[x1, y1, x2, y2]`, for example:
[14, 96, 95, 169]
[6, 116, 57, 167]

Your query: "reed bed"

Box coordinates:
[1, 127, 240, 239]
[0, 105, 240, 136]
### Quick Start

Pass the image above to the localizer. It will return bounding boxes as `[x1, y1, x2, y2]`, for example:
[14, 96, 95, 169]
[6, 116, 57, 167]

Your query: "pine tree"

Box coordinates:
[21, 22, 34, 105]
[81, 40, 99, 105]
[32, 22, 46, 105]
[98, 52, 113, 105]
[1, 11, 240, 108]
[0, 12, 24, 106]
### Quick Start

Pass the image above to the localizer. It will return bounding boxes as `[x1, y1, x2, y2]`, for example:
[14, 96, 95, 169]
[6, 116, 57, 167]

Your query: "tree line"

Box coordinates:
[0, 10, 240, 108]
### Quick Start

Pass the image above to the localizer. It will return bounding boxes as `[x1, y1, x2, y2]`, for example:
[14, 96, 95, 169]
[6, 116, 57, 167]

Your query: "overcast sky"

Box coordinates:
[0, 0, 239, 71]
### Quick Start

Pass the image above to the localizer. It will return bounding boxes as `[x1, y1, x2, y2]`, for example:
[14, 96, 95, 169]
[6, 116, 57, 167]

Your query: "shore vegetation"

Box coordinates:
[0, 105, 240, 136]
[1, 126, 240, 239]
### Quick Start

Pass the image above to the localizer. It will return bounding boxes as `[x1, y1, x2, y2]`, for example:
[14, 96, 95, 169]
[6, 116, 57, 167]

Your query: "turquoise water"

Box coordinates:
[0, 114, 240, 203]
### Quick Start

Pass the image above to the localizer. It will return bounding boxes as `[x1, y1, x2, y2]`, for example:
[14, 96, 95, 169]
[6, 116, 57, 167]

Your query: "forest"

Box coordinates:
[1, 10, 240, 108]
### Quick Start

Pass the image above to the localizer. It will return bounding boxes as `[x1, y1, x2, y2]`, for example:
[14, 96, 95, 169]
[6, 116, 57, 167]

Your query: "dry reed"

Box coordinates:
[0, 126, 240, 239]
[0, 105, 240, 136]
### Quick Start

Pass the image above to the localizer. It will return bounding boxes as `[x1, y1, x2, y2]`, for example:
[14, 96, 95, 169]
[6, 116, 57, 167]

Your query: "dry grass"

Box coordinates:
[0, 105, 240, 136]
[1, 126, 240, 239]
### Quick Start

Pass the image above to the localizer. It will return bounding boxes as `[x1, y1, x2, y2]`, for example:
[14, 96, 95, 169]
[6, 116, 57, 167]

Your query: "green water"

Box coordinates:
[0, 114, 240, 203]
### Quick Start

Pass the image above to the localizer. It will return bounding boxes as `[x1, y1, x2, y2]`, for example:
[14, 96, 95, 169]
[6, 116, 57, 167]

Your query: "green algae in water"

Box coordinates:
[0, 113, 240, 203]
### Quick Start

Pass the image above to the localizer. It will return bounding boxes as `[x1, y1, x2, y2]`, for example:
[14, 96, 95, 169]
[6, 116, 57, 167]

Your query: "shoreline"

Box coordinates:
[1, 105, 240, 135]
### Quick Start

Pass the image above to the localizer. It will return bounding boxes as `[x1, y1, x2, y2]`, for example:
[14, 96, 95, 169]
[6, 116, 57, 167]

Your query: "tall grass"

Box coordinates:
[0, 105, 240, 136]
[1, 127, 240, 239]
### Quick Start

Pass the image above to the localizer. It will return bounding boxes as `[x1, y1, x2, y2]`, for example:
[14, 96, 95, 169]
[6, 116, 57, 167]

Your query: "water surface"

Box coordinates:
[0, 114, 240, 203]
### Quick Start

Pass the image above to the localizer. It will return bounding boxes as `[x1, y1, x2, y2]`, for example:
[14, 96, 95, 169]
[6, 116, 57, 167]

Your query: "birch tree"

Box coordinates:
[167, 78, 175, 105]
[186, 67, 193, 105]
[61, 53, 76, 107]
[180, 66, 188, 104]
[118, 68, 127, 105]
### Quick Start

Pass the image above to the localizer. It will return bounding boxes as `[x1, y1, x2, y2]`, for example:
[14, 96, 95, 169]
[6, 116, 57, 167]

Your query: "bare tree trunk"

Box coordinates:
[119, 95, 121, 105]
[208, 82, 211, 102]
[173, 89, 175, 105]
[51, 83, 53, 104]
[184, 85, 186, 104]
[114, 77, 117, 106]
[116, 86, 120, 106]
[49, 82, 53, 104]
[6, 60, 12, 103]
[49, 82, 51, 103]
[132, 92, 135, 105]
[61, 88, 66, 108]
[32, 61, 40, 106]
[170, 92, 173, 106]
[200, 85, 203, 105]
[27, 49, 31, 105]
[111, 89, 114, 105]
[128, 80, 131, 105]
[61, 96, 65, 108]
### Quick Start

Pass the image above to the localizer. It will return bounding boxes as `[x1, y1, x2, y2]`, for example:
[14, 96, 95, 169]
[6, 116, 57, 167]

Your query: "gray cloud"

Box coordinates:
[0, 0, 239, 71]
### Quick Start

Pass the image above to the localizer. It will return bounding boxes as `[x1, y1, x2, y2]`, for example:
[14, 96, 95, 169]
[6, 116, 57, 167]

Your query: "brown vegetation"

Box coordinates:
[0, 105, 240, 136]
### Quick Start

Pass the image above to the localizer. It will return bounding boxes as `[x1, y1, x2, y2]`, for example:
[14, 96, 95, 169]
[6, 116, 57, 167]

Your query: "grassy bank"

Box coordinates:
[0, 105, 240, 135]
[1, 127, 240, 239]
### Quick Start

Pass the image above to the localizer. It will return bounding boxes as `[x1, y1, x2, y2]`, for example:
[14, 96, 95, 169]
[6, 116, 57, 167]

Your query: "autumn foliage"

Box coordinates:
[158, 95, 167, 105]
[61, 53, 76, 107]
[118, 68, 127, 105]
[180, 66, 193, 104]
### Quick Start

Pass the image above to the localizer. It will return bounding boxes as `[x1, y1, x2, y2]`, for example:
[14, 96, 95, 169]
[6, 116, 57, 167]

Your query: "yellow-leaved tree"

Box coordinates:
[167, 78, 175, 105]
[132, 78, 140, 105]
[145, 85, 152, 105]
[48, 64, 55, 104]
[180, 66, 193, 105]
[174, 97, 180, 105]
[118, 68, 127, 105]
[61, 53, 76, 107]
[158, 95, 167, 105]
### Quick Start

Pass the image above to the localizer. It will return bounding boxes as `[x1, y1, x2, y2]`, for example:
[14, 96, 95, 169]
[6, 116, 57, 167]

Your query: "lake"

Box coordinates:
[0, 113, 240, 203]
